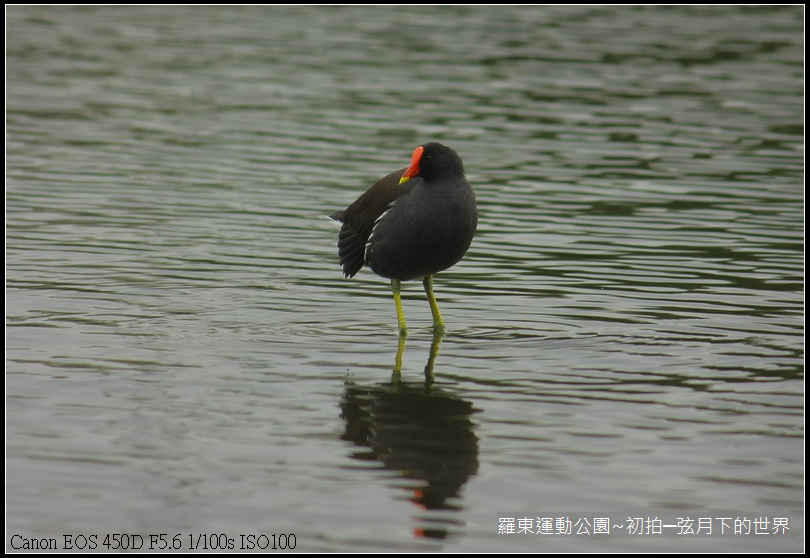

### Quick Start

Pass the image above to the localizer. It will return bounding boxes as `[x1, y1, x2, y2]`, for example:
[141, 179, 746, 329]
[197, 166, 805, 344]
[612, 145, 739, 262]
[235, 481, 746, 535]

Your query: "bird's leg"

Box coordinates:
[423, 275, 446, 332]
[391, 279, 408, 336]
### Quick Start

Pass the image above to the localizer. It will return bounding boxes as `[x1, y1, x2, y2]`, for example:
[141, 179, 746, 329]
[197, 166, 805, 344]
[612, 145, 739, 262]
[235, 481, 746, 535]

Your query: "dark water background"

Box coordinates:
[6, 5, 803, 552]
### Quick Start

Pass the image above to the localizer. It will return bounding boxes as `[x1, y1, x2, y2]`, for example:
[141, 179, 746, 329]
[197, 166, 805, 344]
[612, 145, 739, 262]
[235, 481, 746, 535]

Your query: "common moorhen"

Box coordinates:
[330, 142, 477, 334]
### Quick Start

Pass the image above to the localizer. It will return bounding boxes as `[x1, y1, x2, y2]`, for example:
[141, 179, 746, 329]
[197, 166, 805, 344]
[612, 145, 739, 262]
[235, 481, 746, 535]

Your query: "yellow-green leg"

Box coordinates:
[391, 279, 408, 336]
[423, 275, 446, 332]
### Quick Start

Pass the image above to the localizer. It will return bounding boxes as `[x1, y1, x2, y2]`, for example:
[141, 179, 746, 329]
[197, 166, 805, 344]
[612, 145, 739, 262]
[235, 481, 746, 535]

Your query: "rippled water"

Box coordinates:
[6, 5, 803, 552]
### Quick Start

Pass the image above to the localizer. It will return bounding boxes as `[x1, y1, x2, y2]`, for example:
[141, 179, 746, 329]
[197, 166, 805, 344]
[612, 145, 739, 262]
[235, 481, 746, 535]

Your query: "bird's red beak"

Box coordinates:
[399, 146, 424, 185]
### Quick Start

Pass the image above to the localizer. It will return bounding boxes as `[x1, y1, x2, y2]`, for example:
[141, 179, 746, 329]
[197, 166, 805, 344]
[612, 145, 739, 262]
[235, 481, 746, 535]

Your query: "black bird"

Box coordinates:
[330, 142, 477, 334]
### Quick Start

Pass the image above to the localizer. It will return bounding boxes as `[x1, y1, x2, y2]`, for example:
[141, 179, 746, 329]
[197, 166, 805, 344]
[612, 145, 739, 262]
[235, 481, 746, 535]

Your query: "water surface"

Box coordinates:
[6, 5, 803, 552]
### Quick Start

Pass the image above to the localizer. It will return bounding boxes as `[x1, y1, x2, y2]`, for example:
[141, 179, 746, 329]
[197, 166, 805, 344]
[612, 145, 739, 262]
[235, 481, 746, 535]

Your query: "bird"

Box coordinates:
[330, 142, 477, 335]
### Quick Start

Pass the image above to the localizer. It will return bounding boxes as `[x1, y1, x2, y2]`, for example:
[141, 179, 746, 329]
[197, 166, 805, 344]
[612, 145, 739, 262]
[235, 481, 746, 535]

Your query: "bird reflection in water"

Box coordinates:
[339, 330, 480, 540]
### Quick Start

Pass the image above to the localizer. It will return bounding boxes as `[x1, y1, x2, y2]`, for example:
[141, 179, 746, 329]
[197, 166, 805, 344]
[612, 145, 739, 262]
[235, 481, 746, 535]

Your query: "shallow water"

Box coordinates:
[6, 5, 803, 552]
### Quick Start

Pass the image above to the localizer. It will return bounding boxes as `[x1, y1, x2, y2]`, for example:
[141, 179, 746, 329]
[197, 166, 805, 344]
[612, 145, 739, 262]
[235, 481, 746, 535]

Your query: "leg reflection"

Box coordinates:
[393, 332, 406, 377]
[424, 327, 444, 385]
[391, 328, 445, 384]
